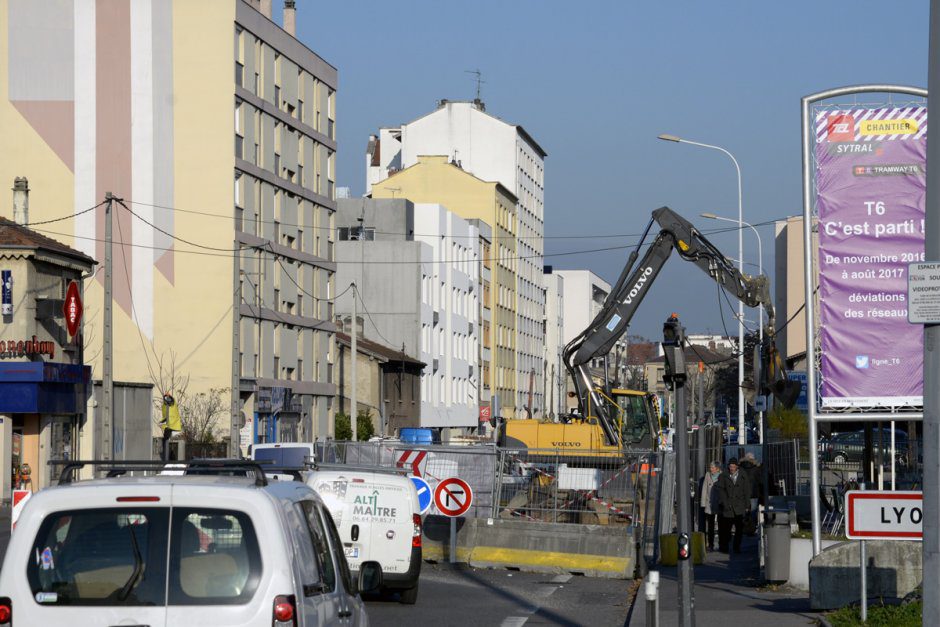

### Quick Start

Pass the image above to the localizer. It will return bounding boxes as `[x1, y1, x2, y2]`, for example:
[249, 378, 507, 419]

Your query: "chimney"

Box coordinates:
[283, 0, 296, 36]
[260, 0, 272, 19]
[12, 177, 29, 225]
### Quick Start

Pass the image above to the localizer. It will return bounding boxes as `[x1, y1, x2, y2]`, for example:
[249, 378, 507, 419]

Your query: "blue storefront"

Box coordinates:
[0, 362, 90, 490]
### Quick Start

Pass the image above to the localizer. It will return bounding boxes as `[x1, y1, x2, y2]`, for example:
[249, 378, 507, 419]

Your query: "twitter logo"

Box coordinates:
[856, 355, 869, 369]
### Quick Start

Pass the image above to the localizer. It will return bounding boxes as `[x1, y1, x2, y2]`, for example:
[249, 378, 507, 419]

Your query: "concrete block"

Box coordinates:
[786, 537, 841, 590]
[809, 540, 922, 609]
[421, 516, 636, 578]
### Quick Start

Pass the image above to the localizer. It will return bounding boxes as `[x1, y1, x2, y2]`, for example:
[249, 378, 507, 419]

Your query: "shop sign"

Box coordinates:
[1, 270, 11, 316]
[63, 281, 83, 337]
[0, 336, 55, 359]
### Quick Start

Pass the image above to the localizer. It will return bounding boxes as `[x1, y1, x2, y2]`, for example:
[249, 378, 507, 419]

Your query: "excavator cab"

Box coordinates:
[610, 389, 659, 449]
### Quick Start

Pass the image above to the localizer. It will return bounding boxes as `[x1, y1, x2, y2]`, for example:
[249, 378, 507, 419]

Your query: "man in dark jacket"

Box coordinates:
[740, 452, 763, 535]
[717, 457, 751, 553]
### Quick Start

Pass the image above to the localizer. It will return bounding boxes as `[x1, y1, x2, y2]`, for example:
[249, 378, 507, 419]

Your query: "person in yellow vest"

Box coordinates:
[160, 393, 182, 461]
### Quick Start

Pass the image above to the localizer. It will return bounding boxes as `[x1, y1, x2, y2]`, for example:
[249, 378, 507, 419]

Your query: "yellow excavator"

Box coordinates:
[498, 207, 798, 462]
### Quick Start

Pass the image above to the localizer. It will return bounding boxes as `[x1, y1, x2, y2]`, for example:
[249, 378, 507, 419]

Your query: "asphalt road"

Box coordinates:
[365, 562, 632, 627]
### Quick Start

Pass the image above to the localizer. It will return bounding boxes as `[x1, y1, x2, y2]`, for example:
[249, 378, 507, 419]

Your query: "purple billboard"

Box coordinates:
[815, 106, 926, 408]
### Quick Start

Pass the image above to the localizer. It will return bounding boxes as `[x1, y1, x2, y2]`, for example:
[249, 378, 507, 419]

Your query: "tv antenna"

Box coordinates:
[465, 69, 485, 101]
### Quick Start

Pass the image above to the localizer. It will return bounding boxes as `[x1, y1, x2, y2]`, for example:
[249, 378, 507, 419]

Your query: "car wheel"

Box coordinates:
[833, 453, 847, 464]
[399, 585, 418, 605]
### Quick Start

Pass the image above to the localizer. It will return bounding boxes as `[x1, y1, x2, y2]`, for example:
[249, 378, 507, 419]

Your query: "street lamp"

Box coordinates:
[659, 133, 747, 445]
[702, 212, 764, 444]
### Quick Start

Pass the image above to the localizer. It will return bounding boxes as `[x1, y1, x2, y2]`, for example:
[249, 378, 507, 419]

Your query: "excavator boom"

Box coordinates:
[563, 207, 780, 447]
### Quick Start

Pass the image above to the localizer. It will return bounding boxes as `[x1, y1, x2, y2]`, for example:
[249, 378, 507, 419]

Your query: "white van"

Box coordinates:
[307, 464, 422, 604]
[251, 442, 316, 466]
[0, 460, 380, 626]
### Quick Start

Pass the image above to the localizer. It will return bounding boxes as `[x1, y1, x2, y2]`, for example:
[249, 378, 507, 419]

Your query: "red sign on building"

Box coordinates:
[63, 281, 83, 338]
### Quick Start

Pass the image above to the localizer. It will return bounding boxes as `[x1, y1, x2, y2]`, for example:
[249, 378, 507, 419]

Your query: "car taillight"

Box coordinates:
[0, 596, 12, 625]
[273, 594, 296, 626]
[412, 513, 422, 548]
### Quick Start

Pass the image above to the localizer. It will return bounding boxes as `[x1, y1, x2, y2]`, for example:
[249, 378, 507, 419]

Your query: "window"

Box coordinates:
[317, 503, 353, 593]
[235, 61, 244, 87]
[168, 508, 261, 604]
[28, 507, 170, 606]
[300, 501, 335, 592]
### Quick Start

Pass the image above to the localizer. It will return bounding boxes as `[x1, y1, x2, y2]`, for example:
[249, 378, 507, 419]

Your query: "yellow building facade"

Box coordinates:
[371, 155, 520, 418]
[0, 0, 339, 453]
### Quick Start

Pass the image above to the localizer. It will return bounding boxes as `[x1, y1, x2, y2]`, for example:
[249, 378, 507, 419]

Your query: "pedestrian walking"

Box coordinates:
[698, 461, 721, 550]
[717, 457, 751, 553]
[740, 452, 762, 535]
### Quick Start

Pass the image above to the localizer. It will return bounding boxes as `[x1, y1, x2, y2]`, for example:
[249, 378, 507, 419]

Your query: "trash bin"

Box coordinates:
[764, 507, 791, 582]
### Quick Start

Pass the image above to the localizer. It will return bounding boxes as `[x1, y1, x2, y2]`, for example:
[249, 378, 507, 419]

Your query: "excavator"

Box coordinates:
[499, 206, 798, 461]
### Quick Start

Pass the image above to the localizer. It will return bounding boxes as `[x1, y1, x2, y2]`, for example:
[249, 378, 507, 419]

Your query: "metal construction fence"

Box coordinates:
[327, 441, 499, 519]
[493, 448, 658, 525]
[321, 441, 670, 538]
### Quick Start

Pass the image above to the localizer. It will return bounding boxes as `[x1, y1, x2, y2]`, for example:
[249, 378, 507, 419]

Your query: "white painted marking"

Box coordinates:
[534, 586, 558, 598]
[131, 0, 154, 339]
[551, 574, 573, 583]
[500, 618, 528, 627]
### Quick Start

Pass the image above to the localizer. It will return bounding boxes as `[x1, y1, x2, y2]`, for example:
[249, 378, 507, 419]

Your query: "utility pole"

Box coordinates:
[231, 244, 241, 457]
[662, 314, 694, 627]
[923, 1, 940, 621]
[101, 193, 114, 461]
[351, 283, 358, 441]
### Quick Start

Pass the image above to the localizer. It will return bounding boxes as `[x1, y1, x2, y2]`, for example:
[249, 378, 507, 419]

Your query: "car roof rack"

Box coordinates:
[258, 465, 307, 481]
[49, 459, 269, 487]
[307, 461, 411, 476]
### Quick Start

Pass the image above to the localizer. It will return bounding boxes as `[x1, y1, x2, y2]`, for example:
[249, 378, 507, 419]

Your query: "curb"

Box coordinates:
[422, 544, 633, 579]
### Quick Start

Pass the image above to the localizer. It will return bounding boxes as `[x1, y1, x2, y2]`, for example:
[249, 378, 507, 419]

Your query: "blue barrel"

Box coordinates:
[400, 428, 434, 444]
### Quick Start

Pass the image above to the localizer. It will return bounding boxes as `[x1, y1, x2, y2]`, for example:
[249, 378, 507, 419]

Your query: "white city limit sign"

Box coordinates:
[845, 491, 922, 541]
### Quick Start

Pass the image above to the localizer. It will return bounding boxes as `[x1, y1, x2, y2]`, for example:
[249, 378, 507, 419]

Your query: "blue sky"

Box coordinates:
[292, 0, 931, 339]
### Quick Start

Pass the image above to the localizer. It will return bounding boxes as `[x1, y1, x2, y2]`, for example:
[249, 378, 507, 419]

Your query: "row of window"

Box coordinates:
[235, 28, 335, 139]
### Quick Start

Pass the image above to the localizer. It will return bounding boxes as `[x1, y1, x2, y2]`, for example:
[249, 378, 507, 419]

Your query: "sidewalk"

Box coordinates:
[629, 535, 817, 626]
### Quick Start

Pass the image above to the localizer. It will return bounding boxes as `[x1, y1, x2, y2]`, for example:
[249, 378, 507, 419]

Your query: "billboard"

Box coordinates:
[814, 106, 927, 408]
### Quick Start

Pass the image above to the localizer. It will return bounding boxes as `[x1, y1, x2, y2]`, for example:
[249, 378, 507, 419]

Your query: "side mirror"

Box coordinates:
[357, 560, 383, 595]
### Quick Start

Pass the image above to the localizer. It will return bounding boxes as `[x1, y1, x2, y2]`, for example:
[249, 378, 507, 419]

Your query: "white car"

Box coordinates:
[307, 464, 422, 604]
[0, 460, 380, 627]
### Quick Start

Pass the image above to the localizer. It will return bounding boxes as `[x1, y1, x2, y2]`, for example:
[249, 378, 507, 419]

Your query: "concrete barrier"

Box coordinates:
[808, 540, 921, 610]
[421, 515, 636, 579]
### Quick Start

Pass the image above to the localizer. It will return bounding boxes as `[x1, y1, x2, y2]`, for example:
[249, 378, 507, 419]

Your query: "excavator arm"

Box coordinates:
[563, 206, 778, 447]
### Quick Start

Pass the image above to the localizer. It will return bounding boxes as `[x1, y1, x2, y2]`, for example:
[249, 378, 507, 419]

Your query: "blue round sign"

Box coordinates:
[410, 476, 432, 514]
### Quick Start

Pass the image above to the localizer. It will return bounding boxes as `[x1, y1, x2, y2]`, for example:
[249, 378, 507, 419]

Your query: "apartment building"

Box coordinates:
[370, 156, 519, 419]
[368, 100, 548, 417]
[0, 1, 338, 451]
[335, 198, 479, 430]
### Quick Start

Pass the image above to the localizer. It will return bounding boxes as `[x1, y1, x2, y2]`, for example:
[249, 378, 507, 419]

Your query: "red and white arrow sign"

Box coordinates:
[396, 450, 428, 477]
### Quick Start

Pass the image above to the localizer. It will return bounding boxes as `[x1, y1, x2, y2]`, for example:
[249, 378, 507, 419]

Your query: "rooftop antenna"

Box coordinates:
[465, 69, 485, 102]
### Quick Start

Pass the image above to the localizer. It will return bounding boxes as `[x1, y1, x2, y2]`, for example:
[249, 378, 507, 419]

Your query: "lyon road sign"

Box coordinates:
[845, 490, 923, 540]
[434, 477, 473, 517]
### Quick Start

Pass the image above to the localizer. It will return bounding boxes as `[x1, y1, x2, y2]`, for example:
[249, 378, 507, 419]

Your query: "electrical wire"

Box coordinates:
[127, 198, 782, 242]
[23, 200, 106, 227]
[113, 206, 162, 390]
[117, 198, 243, 252]
[353, 284, 396, 348]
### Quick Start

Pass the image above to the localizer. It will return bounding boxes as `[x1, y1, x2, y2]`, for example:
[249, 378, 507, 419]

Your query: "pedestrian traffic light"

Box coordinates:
[677, 532, 690, 560]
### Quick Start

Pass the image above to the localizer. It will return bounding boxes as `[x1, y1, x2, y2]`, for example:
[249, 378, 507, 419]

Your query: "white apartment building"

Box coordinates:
[367, 99, 547, 417]
[335, 199, 479, 430]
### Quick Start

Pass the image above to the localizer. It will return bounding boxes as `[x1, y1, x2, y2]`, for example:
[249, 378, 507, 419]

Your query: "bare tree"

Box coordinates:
[150, 352, 226, 445]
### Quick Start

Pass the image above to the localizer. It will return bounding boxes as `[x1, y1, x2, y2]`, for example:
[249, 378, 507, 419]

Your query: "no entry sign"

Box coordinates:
[434, 477, 473, 517]
[845, 490, 923, 540]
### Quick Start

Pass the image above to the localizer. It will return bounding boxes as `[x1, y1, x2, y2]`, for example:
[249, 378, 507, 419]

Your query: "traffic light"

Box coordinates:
[677, 532, 690, 561]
